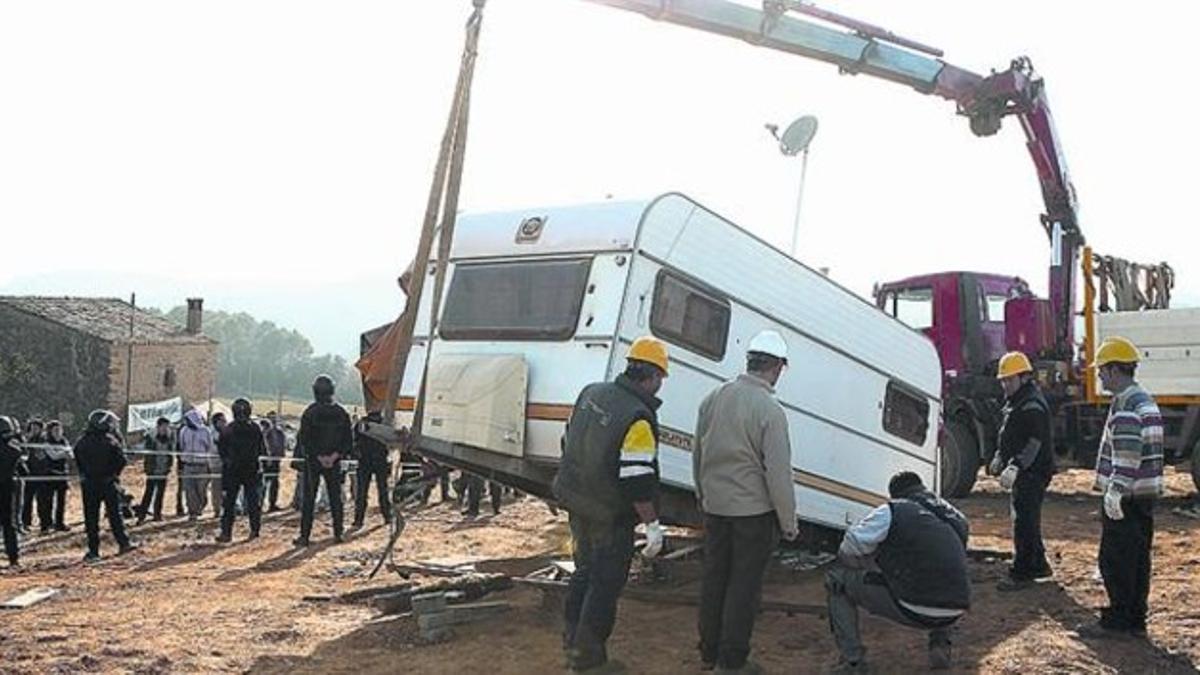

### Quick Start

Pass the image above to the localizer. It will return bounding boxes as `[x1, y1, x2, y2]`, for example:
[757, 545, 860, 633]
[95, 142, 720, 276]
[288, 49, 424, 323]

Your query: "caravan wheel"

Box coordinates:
[940, 420, 980, 498]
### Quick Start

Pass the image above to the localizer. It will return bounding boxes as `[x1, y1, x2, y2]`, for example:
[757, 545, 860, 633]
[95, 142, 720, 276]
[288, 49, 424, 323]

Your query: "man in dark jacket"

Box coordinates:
[137, 417, 176, 525]
[74, 410, 136, 563]
[351, 410, 392, 530]
[217, 399, 267, 542]
[44, 421, 72, 532]
[0, 415, 24, 567]
[261, 412, 288, 512]
[552, 337, 669, 673]
[20, 419, 48, 533]
[294, 375, 353, 547]
[990, 351, 1055, 590]
[825, 472, 970, 672]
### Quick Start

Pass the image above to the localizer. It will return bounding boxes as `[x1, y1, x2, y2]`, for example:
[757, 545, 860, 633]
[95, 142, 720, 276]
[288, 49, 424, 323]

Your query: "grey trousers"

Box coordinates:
[825, 565, 956, 663]
[182, 464, 221, 517]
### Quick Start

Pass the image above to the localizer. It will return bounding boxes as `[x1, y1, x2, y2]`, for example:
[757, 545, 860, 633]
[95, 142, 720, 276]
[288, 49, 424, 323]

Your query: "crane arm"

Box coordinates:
[580, 0, 1082, 354]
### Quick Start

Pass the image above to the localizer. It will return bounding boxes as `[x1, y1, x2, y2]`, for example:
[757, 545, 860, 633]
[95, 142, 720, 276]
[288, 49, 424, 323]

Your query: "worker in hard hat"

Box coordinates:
[990, 351, 1055, 591]
[693, 329, 797, 674]
[552, 336, 669, 673]
[1076, 337, 1164, 640]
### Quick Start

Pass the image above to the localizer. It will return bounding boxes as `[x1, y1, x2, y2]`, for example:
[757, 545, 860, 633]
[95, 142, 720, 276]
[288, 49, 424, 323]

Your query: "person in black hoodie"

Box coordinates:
[294, 375, 352, 547]
[74, 410, 136, 563]
[216, 399, 266, 542]
[43, 421, 72, 531]
[825, 472, 970, 672]
[1, 415, 24, 567]
[989, 351, 1055, 591]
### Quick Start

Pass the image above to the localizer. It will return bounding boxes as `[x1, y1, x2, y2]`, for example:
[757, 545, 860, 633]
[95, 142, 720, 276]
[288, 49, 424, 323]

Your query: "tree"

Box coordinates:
[161, 306, 363, 404]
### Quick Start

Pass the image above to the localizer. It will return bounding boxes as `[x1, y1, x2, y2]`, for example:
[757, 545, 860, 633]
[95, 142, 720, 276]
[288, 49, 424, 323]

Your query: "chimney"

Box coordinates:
[185, 298, 204, 335]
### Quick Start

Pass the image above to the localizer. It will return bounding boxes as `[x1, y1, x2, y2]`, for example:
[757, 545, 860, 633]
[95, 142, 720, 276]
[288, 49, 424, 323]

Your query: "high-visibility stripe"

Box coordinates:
[619, 464, 656, 479]
[395, 397, 573, 422]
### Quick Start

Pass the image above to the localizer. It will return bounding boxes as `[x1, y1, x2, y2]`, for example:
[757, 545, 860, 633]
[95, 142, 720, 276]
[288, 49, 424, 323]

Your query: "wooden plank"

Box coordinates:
[338, 582, 416, 604]
[2, 587, 59, 609]
[512, 578, 823, 617]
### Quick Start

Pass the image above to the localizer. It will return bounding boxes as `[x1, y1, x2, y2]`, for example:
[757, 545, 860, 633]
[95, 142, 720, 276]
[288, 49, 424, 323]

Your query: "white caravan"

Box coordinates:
[394, 193, 943, 531]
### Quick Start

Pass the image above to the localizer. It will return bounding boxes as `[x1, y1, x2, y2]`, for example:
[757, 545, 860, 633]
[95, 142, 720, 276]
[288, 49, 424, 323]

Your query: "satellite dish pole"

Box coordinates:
[766, 115, 819, 258]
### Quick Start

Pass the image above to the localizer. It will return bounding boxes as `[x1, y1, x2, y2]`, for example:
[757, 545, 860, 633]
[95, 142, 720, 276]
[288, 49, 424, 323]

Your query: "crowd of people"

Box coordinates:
[0, 373, 511, 568]
[0, 332, 1173, 672]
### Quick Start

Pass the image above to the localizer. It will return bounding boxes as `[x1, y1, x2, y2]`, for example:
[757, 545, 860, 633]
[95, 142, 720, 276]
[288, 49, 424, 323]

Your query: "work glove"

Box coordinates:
[641, 520, 664, 559]
[1103, 486, 1125, 521]
[998, 464, 1019, 490]
[988, 455, 1005, 477]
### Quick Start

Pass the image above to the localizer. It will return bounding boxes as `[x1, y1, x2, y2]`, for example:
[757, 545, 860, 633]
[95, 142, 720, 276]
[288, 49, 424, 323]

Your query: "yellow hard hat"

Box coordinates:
[1094, 336, 1140, 368]
[627, 336, 669, 375]
[997, 351, 1033, 379]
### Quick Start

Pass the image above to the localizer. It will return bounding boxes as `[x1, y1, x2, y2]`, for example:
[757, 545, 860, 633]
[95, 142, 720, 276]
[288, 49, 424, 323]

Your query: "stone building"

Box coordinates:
[0, 296, 217, 432]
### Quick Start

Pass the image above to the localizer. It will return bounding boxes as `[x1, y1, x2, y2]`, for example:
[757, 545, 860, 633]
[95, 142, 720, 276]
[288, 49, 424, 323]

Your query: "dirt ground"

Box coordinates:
[1, 467, 1198, 674]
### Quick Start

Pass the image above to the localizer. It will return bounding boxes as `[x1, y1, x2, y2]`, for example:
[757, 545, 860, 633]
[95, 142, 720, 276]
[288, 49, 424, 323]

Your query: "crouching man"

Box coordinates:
[825, 472, 971, 672]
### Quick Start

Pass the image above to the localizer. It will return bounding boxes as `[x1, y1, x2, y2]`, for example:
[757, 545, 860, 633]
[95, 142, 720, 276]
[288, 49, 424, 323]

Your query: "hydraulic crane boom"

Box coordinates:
[581, 0, 1082, 357]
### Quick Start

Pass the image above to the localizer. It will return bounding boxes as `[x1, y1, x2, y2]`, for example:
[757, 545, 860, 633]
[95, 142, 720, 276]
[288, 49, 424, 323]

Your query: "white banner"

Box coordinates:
[126, 396, 183, 433]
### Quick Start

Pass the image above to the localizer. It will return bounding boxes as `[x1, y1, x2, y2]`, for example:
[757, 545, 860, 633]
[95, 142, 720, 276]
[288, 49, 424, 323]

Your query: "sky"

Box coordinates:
[2, 1, 1197, 358]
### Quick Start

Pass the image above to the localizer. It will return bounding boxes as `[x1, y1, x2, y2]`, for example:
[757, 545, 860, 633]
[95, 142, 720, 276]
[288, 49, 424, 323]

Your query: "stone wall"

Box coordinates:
[0, 305, 111, 432]
[106, 342, 218, 413]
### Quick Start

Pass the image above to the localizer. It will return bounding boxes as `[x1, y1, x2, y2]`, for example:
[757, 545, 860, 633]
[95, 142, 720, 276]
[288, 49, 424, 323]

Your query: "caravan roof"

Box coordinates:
[451, 199, 648, 260]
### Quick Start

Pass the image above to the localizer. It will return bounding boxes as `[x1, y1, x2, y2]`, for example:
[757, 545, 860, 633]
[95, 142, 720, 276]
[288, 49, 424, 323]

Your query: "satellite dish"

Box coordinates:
[779, 115, 819, 156]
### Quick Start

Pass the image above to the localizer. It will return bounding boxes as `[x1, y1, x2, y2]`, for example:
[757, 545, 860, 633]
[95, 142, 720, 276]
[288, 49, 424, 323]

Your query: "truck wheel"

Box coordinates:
[940, 420, 979, 498]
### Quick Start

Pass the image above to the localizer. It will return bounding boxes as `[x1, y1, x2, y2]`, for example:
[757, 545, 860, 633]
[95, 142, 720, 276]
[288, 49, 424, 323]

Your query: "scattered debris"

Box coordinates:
[778, 550, 836, 573]
[372, 573, 513, 615]
[2, 587, 60, 609]
[412, 590, 511, 642]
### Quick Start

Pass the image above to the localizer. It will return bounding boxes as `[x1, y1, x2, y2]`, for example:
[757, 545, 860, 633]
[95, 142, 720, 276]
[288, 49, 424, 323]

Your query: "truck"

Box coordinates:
[875, 262, 1200, 497]
[382, 193, 944, 529]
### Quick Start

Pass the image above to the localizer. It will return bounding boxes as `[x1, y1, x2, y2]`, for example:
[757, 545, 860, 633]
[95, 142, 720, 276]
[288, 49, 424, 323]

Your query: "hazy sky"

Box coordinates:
[2, 1, 1197, 356]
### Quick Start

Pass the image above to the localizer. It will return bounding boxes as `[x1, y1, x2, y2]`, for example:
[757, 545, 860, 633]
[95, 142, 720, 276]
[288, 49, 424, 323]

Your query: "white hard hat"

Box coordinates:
[748, 330, 788, 361]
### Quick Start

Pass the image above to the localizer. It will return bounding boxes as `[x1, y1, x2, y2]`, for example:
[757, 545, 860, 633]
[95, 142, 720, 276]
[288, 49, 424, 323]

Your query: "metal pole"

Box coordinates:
[789, 148, 810, 258]
[124, 293, 136, 419]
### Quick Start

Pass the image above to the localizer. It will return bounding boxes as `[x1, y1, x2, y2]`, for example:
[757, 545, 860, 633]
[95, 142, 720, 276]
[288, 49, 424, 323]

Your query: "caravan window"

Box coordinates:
[440, 258, 592, 341]
[650, 270, 730, 361]
[882, 381, 930, 446]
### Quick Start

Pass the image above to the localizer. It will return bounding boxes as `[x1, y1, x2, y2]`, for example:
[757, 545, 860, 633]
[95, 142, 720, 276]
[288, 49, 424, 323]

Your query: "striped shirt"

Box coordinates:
[1094, 383, 1164, 498]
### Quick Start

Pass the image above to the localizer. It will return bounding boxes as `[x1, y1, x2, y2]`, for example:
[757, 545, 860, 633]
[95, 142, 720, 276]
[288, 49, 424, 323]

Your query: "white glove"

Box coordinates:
[998, 464, 1019, 490]
[1104, 486, 1125, 521]
[988, 455, 1005, 477]
[641, 520, 664, 559]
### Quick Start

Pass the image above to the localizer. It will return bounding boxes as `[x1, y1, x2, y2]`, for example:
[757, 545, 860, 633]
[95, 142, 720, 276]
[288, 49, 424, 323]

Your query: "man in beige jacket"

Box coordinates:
[694, 330, 798, 674]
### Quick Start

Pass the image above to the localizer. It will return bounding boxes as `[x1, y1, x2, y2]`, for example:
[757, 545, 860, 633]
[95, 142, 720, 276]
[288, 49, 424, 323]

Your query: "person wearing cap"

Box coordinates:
[693, 329, 797, 674]
[1077, 337, 1163, 639]
[825, 471, 970, 672]
[553, 336, 669, 673]
[990, 351, 1055, 591]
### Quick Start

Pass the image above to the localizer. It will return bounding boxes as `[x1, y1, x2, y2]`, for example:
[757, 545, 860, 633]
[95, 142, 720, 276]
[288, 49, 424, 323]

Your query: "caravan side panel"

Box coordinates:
[619, 194, 943, 530]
